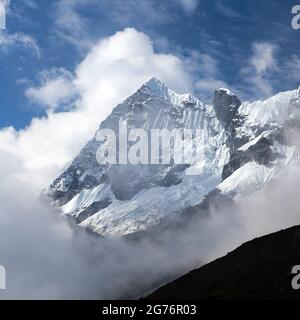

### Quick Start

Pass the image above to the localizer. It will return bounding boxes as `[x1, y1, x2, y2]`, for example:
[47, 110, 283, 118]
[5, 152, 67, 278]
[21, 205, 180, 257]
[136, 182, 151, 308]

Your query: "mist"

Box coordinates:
[0, 151, 300, 299]
[0, 179, 240, 299]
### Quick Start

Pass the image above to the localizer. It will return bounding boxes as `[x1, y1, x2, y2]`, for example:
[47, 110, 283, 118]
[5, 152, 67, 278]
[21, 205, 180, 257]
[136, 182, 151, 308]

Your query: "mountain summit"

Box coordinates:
[46, 79, 300, 236]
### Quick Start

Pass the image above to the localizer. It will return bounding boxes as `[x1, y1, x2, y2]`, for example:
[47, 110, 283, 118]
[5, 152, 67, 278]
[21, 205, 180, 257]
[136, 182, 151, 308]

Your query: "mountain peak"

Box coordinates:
[144, 77, 202, 108]
[215, 87, 235, 96]
[145, 77, 163, 87]
[47, 75, 300, 237]
[213, 87, 242, 127]
[144, 77, 170, 98]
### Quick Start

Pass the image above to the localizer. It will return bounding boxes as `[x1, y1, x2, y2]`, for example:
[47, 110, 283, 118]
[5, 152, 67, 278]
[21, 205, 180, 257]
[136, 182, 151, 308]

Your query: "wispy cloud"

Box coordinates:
[215, 0, 242, 18]
[104, 0, 174, 26]
[184, 51, 231, 99]
[178, 0, 200, 15]
[0, 31, 41, 56]
[285, 55, 300, 82]
[52, 0, 174, 52]
[0, 1, 41, 56]
[241, 42, 278, 97]
[53, 0, 94, 51]
[21, 0, 37, 9]
[52, 0, 200, 51]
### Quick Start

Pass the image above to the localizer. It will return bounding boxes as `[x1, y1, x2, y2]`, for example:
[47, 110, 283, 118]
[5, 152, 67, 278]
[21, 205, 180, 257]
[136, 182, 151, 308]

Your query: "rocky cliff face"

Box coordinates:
[46, 78, 300, 236]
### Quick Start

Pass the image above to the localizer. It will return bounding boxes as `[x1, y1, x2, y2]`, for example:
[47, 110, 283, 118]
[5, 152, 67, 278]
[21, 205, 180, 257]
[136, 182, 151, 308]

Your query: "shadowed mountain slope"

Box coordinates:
[146, 225, 300, 300]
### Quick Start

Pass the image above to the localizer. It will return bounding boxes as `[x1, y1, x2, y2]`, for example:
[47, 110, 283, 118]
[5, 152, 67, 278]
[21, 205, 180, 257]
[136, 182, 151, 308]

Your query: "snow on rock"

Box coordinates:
[217, 88, 234, 96]
[47, 78, 300, 237]
[238, 131, 271, 152]
[218, 161, 275, 198]
[80, 173, 221, 236]
[238, 87, 300, 128]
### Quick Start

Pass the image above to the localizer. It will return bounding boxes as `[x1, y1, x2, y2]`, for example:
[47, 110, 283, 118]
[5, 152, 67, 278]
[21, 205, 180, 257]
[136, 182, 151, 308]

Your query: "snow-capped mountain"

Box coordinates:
[46, 78, 300, 236]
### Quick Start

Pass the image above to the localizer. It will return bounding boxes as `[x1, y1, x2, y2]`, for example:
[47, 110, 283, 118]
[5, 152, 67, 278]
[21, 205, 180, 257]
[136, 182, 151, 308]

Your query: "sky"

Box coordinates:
[0, 0, 300, 299]
[0, 0, 299, 130]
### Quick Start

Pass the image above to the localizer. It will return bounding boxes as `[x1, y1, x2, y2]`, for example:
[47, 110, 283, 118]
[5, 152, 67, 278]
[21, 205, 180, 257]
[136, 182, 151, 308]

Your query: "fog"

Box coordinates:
[0, 179, 241, 299]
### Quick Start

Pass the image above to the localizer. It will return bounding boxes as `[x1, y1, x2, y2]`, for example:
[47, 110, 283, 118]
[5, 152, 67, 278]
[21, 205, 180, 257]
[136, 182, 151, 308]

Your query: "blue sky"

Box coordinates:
[0, 0, 300, 129]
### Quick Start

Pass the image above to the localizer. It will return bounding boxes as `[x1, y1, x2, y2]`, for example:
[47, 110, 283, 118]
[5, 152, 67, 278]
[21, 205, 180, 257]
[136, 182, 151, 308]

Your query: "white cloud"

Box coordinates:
[250, 42, 278, 75]
[241, 42, 278, 97]
[1, 27, 193, 195]
[25, 68, 77, 110]
[75, 28, 193, 117]
[0, 31, 41, 56]
[178, 0, 199, 15]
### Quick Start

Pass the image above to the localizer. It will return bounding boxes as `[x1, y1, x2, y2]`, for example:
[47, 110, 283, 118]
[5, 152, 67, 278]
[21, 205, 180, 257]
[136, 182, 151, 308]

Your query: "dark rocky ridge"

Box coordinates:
[222, 136, 276, 180]
[213, 89, 242, 129]
[213, 88, 247, 152]
[146, 225, 300, 300]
